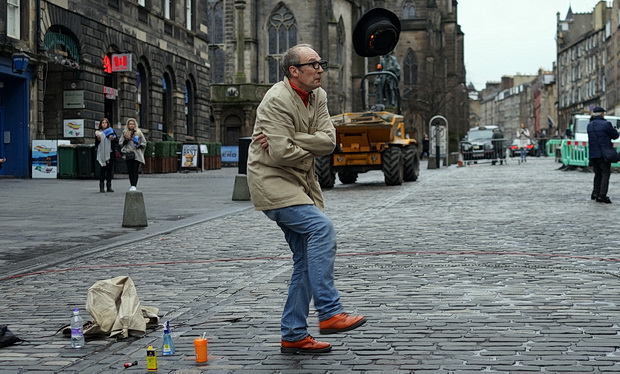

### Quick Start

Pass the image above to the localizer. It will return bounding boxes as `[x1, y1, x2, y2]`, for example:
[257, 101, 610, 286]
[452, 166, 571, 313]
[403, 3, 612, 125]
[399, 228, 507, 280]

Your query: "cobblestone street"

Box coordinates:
[1, 157, 620, 373]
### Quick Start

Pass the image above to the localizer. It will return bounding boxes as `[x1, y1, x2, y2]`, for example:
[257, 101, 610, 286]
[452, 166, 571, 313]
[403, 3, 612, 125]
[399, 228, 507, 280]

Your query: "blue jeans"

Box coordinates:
[520, 147, 527, 162]
[264, 204, 344, 342]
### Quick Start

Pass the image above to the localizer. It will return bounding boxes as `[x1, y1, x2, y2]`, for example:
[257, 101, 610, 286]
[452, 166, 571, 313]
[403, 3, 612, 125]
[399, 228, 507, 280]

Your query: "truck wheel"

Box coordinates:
[403, 145, 419, 182]
[382, 147, 404, 186]
[315, 155, 334, 189]
[338, 170, 358, 184]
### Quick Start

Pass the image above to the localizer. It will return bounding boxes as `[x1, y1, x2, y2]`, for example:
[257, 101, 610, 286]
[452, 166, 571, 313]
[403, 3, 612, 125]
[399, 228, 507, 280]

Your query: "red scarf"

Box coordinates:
[290, 81, 310, 107]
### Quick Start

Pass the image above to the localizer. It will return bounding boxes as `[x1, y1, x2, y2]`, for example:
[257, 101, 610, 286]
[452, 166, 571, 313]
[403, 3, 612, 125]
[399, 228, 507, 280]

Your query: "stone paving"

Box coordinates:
[1, 157, 620, 373]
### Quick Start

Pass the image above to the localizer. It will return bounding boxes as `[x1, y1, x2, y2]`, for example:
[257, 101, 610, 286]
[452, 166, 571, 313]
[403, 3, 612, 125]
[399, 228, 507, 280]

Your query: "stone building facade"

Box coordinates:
[556, 1, 610, 134]
[1, 0, 211, 177]
[209, 0, 467, 150]
[478, 72, 556, 143]
[1, 0, 465, 177]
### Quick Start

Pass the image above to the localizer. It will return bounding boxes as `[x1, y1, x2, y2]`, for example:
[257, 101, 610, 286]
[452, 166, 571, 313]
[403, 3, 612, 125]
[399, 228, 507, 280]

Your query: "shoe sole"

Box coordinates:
[319, 317, 367, 335]
[280, 345, 332, 354]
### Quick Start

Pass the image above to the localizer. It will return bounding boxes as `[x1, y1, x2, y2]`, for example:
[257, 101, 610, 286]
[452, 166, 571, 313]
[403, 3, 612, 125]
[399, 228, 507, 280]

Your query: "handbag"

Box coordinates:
[602, 147, 620, 163]
[124, 151, 136, 161]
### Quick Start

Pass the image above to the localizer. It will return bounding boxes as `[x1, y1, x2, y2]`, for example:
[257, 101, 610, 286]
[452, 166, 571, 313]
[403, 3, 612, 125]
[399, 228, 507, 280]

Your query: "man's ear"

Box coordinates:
[289, 66, 299, 78]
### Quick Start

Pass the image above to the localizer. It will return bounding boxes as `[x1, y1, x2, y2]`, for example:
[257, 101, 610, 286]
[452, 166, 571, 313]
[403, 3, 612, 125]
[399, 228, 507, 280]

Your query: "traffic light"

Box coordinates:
[353, 8, 401, 58]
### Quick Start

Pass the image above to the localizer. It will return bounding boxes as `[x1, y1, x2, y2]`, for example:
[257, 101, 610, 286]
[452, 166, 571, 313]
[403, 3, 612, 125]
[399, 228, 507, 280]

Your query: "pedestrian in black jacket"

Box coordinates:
[587, 107, 619, 203]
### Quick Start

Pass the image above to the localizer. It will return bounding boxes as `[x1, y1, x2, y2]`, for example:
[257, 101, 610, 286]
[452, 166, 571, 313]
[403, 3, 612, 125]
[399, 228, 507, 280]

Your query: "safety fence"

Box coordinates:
[545, 139, 562, 158]
[559, 139, 620, 167]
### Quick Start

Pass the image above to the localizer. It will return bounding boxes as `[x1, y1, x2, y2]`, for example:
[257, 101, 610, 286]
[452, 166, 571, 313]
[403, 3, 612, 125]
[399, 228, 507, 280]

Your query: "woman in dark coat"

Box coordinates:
[95, 118, 118, 192]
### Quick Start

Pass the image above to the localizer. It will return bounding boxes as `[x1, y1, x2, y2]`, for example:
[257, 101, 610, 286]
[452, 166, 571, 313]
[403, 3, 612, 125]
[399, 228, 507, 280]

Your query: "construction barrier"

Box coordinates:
[560, 139, 620, 168]
[545, 139, 562, 157]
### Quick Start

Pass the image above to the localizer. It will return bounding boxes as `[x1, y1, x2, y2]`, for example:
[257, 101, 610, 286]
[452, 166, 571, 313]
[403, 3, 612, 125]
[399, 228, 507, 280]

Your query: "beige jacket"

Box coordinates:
[247, 77, 336, 211]
[119, 132, 147, 164]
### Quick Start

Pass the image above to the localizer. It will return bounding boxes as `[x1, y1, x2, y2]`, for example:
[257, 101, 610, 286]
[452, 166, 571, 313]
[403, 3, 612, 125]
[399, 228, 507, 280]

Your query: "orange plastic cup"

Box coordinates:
[194, 338, 208, 363]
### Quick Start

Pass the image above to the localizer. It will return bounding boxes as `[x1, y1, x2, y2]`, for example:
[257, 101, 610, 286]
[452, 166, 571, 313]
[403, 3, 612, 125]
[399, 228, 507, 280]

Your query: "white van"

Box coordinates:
[572, 114, 620, 141]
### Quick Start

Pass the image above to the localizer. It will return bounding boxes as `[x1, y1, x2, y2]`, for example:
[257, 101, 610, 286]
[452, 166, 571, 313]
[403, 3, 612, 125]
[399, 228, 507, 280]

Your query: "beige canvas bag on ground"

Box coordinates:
[84, 275, 159, 339]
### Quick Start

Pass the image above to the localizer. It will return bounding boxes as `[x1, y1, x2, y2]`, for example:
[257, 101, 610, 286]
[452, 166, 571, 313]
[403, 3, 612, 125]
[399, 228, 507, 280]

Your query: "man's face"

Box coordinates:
[290, 47, 324, 92]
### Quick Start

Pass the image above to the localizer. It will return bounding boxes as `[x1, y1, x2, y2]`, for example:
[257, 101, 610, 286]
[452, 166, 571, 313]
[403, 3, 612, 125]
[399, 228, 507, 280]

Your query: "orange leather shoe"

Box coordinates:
[281, 335, 332, 354]
[319, 313, 366, 335]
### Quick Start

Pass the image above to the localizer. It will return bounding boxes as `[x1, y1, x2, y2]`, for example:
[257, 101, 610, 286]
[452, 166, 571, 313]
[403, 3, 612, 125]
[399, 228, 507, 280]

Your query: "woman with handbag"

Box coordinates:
[587, 106, 619, 204]
[119, 118, 146, 191]
[95, 118, 118, 193]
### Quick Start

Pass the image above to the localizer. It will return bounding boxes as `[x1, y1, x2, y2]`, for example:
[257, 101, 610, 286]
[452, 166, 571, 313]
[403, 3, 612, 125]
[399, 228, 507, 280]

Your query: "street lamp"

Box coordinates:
[12, 51, 30, 74]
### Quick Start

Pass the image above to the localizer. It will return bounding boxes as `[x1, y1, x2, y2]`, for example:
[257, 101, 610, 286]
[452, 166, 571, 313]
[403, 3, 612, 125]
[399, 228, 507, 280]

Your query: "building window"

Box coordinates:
[7, 0, 20, 39]
[186, 0, 192, 30]
[108, 0, 120, 10]
[403, 0, 416, 19]
[138, 0, 146, 6]
[267, 4, 297, 83]
[162, 73, 173, 138]
[163, 0, 171, 20]
[185, 80, 195, 137]
[137, 64, 149, 132]
[336, 17, 345, 66]
[207, 0, 223, 44]
[209, 47, 225, 83]
[104, 53, 119, 126]
[207, 1, 224, 83]
[403, 49, 418, 86]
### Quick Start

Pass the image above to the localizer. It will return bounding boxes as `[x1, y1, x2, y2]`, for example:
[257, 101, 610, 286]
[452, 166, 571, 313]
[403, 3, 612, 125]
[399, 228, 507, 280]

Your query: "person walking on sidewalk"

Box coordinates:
[95, 118, 118, 193]
[516, 123, 530, 163]
[247, 44, 366, 355]
[119, 118, 146, 191]
[587, 106, 619, 204]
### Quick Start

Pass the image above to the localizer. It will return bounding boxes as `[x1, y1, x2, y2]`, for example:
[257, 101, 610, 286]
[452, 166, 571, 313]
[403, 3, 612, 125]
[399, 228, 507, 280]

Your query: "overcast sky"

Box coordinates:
[459, 0, 601, 91]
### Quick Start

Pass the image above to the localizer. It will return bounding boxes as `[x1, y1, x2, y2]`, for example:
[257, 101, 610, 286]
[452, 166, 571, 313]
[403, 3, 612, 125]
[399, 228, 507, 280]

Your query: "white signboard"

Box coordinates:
[64, 119, 84, 138]
[32, 140, 58, 178]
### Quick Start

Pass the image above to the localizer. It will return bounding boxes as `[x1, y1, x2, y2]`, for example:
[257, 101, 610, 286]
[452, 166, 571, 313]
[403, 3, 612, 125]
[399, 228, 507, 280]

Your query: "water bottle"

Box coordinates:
[161, 320, 175, 355]
[70, 308, 85, 348]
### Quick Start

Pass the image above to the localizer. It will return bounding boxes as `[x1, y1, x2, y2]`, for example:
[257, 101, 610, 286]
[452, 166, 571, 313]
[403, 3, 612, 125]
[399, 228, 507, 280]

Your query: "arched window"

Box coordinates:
[403, 49, 418, 86]
[267, 3, 297, 83]
[185, 78, 195, 137]
[104, 50, 120, 126]
[207, 0, 223, 43]
[336, 17, 345, 66]
[403, 0, 416, 19]
[207, 0, 224, 83]
[136, 63, 149, 131]
[162, 72, 173, 139]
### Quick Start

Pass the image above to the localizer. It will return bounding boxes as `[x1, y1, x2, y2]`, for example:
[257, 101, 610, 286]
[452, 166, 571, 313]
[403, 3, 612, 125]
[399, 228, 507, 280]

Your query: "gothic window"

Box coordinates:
[209, 47, 225, 83]
[403, 49, 418, 86]
[207, 0, 223, 44]
[336, 17, 345, 66]
[403, 0, 415, 19]
[207, 0, 224, 83]
[267, 4, 297, 83]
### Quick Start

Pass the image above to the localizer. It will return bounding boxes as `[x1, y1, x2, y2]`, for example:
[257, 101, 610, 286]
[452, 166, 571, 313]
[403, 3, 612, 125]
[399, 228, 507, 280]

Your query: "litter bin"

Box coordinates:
[238, 137, 252, 175]
[58, 144, 77, 178]
[76, 144, 95, 179]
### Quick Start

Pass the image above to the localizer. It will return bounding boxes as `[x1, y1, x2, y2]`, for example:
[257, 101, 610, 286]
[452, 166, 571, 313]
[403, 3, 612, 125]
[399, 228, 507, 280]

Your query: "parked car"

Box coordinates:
[508, 139, 535, 157]
[460, 126, 504, 161]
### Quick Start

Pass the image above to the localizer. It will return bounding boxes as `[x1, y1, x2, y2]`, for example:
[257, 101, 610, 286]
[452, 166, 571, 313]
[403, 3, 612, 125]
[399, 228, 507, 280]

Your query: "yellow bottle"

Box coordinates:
[146, 345, 157, 371]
